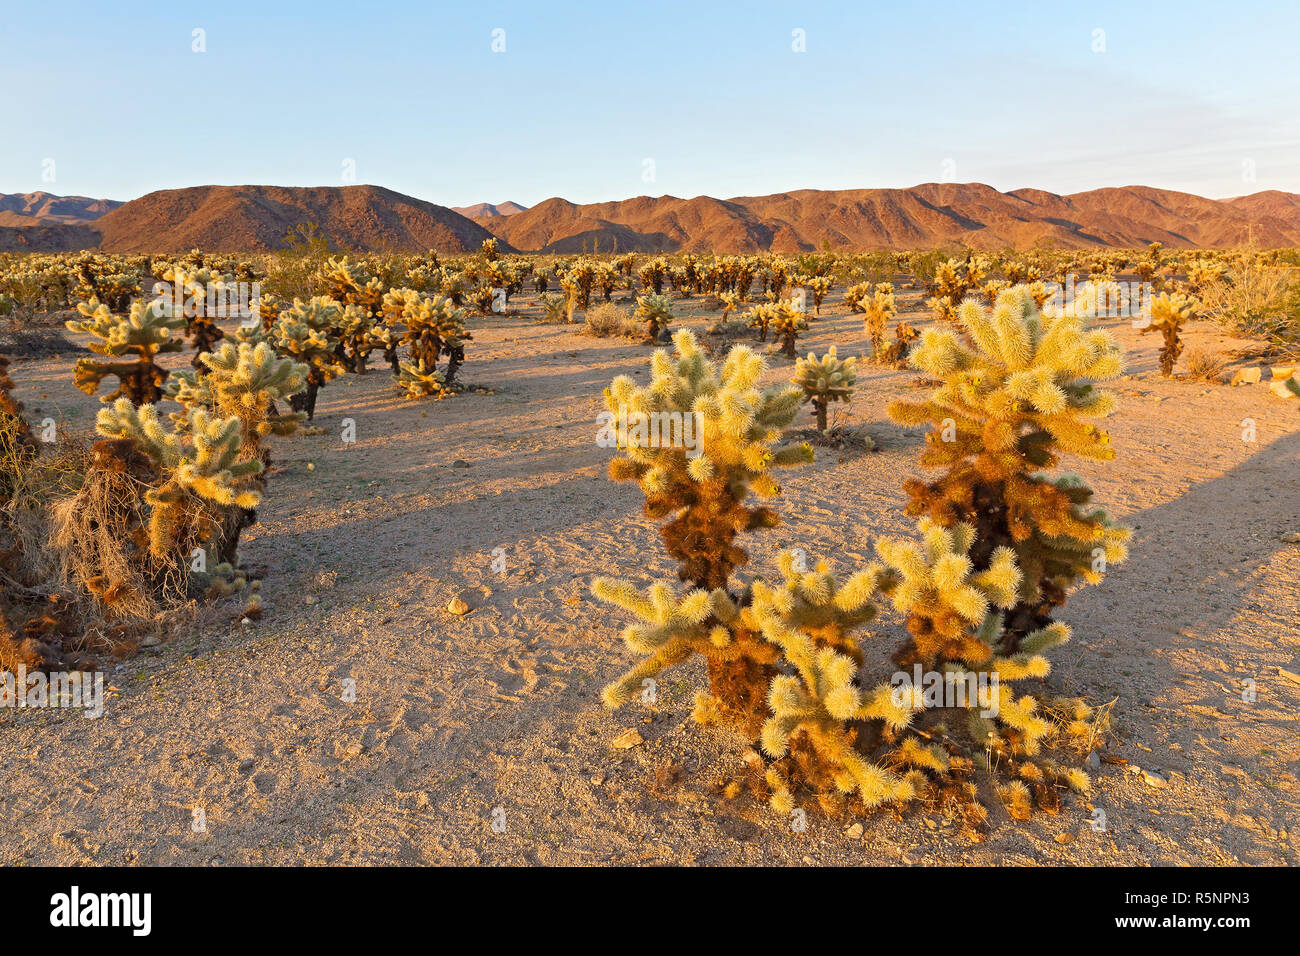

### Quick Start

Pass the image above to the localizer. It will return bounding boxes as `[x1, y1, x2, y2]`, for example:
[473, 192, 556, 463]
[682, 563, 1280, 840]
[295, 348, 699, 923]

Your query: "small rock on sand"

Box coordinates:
[611, 729, 644, 749]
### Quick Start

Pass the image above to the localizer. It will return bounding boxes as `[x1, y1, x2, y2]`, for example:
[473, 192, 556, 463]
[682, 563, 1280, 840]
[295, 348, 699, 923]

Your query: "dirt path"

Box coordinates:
[2, 290, 1297, 865]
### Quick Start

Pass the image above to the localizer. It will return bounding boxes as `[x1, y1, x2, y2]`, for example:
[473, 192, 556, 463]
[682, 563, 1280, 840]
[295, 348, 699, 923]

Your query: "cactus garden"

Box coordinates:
[1, 243, 1298, 871]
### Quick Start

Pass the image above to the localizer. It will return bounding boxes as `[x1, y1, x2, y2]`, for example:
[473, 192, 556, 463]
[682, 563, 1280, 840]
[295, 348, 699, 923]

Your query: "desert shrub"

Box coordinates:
[1183, 347, 1228, 382]
[1197, 255, 1298, 346]
[585, 302, 634, 338]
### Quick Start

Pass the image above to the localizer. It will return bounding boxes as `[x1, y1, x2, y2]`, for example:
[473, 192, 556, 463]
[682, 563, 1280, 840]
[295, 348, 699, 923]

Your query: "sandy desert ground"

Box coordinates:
[1, 286, 1297, 866]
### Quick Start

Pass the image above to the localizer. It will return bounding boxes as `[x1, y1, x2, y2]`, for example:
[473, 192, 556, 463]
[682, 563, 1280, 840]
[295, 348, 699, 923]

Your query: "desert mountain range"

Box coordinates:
[2, 183, 1299, 255]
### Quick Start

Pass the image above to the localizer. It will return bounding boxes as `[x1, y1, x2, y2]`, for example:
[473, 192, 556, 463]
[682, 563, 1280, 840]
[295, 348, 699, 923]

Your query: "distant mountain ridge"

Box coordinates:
[479, 183, 1300, 253]
[4, 184, 1300, 254]
[0, 191, 122, 227]
[451, 200, 528, 218]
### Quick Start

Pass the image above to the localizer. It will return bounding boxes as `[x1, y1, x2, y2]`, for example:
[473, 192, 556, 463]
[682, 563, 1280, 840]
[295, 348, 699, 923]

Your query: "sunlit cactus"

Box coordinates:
[1141, 291, 1200, 376]
[394, 357, 454, 400]
[271, 297, 345, 420]
[745, 302, 776, 343]
[381, 287, 471, 386]
[862, 283, 897, 360]
[751, 554, 925, 812]
[804, 275, 832, 315]
[793, 348, 856, 432]
[769, 301, 808, 358]
[637, 257, 668, 295]
[594, 331, 811, 731]
[66, 298, 186, 404]
[96, 399, 263, 560]
[634, 293, 673, 343]
[888, 287, 1130, 644]
[170, 341, 307, 455]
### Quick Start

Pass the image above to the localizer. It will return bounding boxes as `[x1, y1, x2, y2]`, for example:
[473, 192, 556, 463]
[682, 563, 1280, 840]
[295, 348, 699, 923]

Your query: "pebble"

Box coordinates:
[139, 635, 161, 648]
[447, 596, 471, 615]
[1142, 769, 1168, 789]
[304, 594, 318, 606]
[1087, 752, 1101, 770]
[611, 729, 644, 749]
[845, 823, 863, 839]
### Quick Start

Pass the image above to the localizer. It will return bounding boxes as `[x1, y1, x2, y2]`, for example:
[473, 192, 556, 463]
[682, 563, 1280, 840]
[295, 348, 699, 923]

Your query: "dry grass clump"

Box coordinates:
[584, 303, 639, 338]
[1183, 347, 1229, 382]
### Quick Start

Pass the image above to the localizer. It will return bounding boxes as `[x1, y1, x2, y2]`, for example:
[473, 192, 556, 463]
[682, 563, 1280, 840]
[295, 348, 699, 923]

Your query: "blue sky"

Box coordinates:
[3, 0, 1297, 204]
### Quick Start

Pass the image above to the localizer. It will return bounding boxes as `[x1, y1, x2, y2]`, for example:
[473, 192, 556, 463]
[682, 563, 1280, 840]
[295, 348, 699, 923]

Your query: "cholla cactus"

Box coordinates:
[594, 331, 812, 732]
[1141, 291, 1199, 376]
[804, 275, 831, 315]
[879, 320, 919, 368]
[66, 298, 186, 403]
[769, 301, 808, 358]
[745, 302, 776, 343]
[272, 297, 345, 420]
[844, 282, 870, 313]
[637, 257, 668, 295]
[602, 331, 810, 588]
[793, 347, 856, 432]
[96, 399, 263, 560]
[381, 287, 470, 386]
[157, 265, 229, 366]
[888, 288, 1130, 644]
[171, 342, 307, 455]
[634, 293, 673, 343]
[926, 295, 958, 324]
[876, 518, 1089, 776]
[752, 554, 925, 811]
[394, 357, 453, 400]
[862, 283, 897, 360]
[875, 518, 1021, 667]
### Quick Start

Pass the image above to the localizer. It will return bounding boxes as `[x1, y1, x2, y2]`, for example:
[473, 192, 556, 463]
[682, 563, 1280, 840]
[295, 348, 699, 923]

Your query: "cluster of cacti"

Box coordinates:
[66, 298, 186, 404]
[1141, 291, 1200, 376]
[156, 264, 232, 366]
[592, 287, 1130, 821]
[793, 347, 856, 432]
